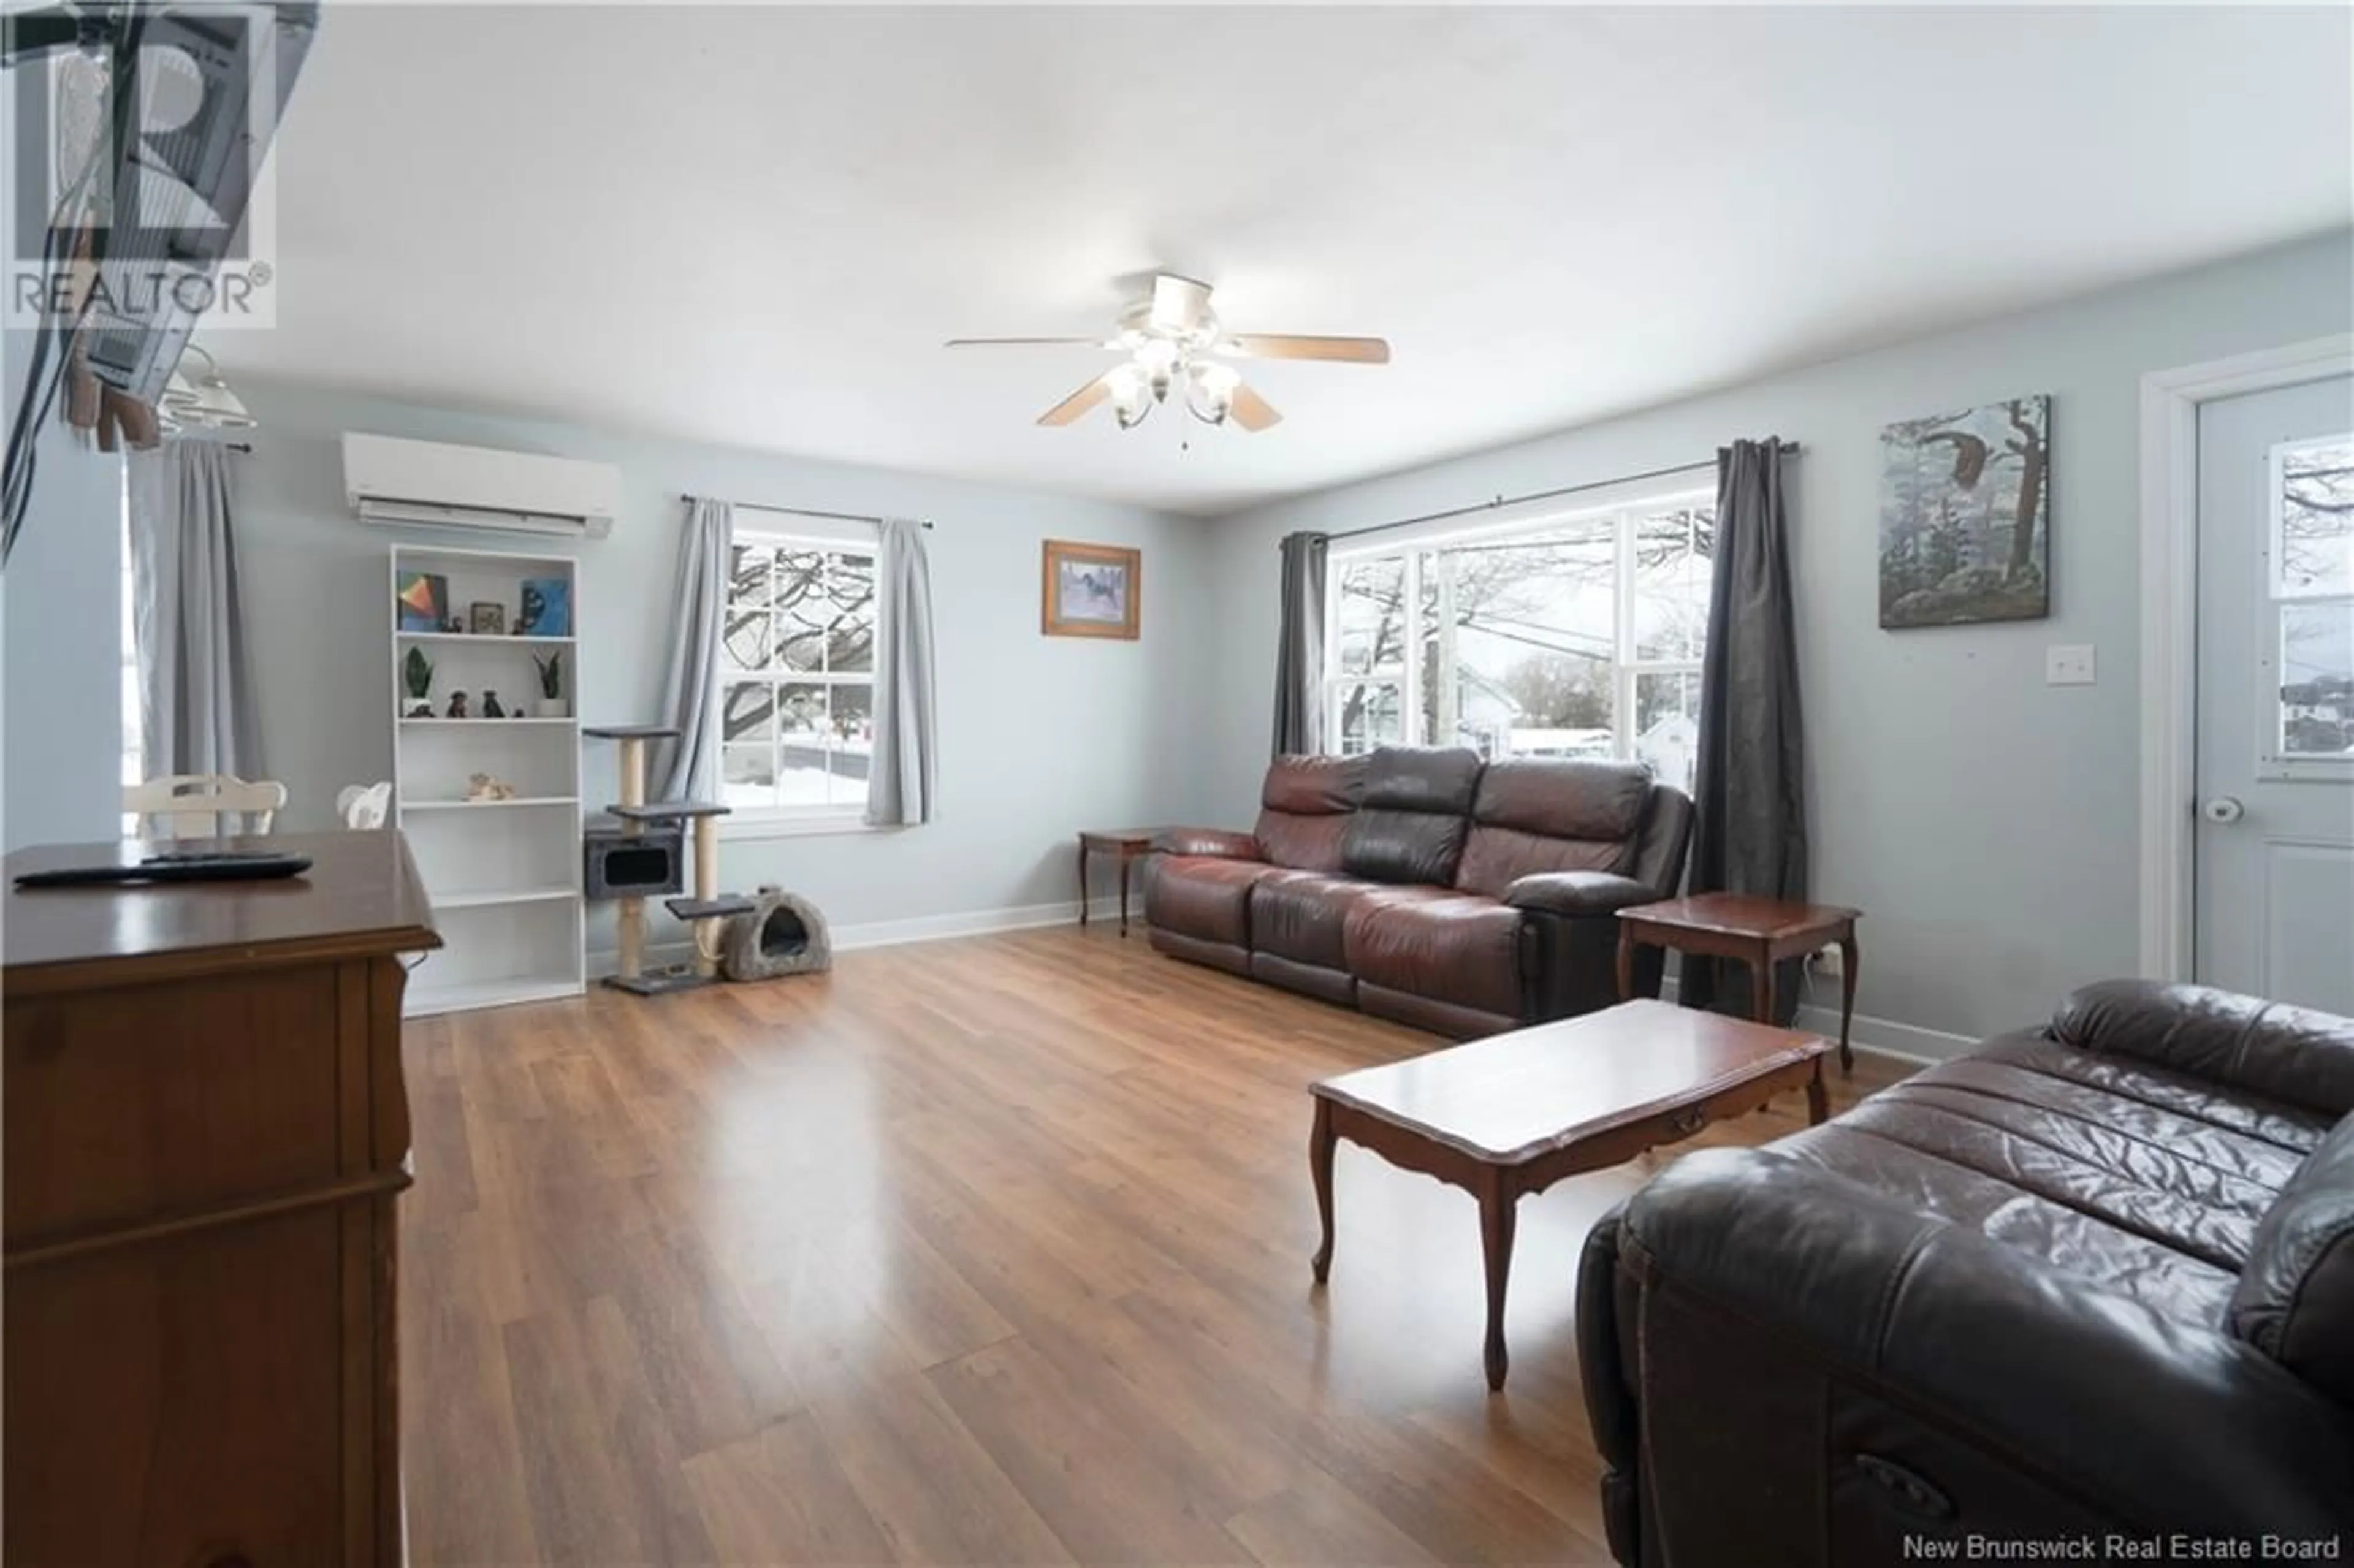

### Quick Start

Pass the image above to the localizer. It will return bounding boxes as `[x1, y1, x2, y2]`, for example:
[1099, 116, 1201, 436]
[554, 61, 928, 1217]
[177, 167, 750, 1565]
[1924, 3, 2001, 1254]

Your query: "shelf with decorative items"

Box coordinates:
[388, 542, 584, 1016]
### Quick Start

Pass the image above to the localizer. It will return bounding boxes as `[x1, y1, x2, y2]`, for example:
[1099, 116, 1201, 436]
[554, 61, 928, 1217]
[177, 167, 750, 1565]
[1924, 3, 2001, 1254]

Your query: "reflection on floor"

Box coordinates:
[401, 923, 1904, 1566]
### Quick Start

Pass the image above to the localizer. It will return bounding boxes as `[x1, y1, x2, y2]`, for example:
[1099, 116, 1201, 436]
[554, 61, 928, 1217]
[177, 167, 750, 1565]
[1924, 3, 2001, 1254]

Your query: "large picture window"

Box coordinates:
[719, 530, 876, 814]
[1323, 485, 1716, 793]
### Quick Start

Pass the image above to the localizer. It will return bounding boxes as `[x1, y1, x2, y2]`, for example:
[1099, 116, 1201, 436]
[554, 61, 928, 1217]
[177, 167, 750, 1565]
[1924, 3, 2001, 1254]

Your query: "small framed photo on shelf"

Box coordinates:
[517, 576, 571, 637]
[1042, 539, 1141, 640]
[468, 601, 507, 636]
[396, 571, 449, 632]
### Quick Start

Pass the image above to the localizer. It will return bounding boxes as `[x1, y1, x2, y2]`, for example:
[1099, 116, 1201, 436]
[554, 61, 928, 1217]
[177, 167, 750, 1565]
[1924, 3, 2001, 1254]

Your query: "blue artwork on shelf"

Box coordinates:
[517, 576, 571, 637]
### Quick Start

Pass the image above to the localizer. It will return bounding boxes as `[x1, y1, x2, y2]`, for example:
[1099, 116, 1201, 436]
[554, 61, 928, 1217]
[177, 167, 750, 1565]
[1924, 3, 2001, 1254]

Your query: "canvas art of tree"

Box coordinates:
[1878, 395, 2050, 628]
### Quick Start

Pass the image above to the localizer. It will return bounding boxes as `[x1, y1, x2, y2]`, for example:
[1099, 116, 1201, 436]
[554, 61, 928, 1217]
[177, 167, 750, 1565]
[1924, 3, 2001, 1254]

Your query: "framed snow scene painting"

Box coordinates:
[1043, 539, 1141, 640]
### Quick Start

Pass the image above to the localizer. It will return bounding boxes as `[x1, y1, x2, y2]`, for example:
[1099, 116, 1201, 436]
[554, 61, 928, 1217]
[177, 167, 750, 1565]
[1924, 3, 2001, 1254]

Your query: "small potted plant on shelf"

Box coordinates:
[532, 649, 568, 718]
[403, 645, 434, 717]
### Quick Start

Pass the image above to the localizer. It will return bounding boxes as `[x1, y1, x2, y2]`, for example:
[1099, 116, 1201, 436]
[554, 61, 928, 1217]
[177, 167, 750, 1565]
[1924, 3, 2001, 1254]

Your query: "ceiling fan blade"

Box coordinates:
[945, 337, 1112, 349]
[1037, 373, 1114, 427]
[1149, 274, 1214, 334]
[1228, 382, 1282, 432]
[1224, 333, 1391, 365]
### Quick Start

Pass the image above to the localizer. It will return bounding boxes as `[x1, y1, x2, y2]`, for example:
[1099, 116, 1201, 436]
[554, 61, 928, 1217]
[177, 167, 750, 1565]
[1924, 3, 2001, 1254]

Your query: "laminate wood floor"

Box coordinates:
[400, 924, 1903, 1567]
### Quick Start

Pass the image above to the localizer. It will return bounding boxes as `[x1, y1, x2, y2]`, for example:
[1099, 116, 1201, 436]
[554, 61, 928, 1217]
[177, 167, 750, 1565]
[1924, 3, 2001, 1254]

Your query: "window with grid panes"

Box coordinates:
[718, 530, 877, 815]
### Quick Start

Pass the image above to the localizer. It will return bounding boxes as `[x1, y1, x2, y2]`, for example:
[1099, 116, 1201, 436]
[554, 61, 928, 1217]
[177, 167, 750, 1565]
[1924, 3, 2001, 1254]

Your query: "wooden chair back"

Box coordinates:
[124, 774, 289, 840]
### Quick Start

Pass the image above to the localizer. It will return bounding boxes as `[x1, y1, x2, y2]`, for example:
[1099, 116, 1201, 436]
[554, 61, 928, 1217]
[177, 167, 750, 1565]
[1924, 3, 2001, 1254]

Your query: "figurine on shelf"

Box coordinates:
[465, 772, 517, 802]
[446, 691, 468, 719]
[442, 615, 463, 634]
[482, 690, 505, 718]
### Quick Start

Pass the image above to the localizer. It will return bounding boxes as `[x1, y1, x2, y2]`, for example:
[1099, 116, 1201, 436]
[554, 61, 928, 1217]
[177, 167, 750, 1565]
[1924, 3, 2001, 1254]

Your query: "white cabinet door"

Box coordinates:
[2194, 375, 2354, 1012]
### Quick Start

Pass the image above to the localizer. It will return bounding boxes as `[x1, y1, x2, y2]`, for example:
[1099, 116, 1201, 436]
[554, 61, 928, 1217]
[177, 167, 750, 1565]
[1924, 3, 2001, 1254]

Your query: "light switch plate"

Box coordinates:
[2046, 644, 2096, 685]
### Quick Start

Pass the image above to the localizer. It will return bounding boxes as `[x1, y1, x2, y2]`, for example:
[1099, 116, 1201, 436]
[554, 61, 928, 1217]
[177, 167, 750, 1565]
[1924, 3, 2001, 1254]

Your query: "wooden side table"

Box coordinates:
[1615, 894, 1861, 1071]
[1076, 828, 1159, 936]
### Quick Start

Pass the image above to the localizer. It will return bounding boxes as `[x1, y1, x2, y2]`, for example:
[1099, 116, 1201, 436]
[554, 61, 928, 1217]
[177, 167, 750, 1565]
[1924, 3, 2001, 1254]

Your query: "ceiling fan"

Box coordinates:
[947, 274, 1390, 433]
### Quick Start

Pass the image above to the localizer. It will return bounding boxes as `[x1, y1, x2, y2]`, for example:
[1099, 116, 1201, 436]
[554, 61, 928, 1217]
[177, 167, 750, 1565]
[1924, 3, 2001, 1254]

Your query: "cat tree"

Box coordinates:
[584, 724, 752, 994]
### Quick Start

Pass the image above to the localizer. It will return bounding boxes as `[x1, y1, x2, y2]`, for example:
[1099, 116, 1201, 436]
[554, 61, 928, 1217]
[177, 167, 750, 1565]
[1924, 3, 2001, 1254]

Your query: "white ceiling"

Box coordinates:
[213, 4, 2353, 516]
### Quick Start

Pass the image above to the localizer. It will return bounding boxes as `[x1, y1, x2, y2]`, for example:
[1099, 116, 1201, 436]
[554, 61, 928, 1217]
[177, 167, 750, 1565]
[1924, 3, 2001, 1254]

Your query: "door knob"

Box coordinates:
[2202, 796, 2246, 825]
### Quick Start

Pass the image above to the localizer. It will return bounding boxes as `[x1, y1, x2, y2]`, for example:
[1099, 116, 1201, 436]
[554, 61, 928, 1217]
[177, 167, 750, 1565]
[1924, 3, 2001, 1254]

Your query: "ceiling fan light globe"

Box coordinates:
[1194, 362, 1240, 397]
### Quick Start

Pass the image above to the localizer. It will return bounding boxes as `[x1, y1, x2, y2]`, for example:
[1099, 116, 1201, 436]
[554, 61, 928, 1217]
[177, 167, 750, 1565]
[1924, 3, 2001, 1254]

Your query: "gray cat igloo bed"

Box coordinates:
[720, 886, 832, 981]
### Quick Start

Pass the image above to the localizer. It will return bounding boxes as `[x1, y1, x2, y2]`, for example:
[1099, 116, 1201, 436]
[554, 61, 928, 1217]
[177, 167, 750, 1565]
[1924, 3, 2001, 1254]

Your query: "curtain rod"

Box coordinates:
[1316, 441, 1799, 546]
[684, 493, 932, 530]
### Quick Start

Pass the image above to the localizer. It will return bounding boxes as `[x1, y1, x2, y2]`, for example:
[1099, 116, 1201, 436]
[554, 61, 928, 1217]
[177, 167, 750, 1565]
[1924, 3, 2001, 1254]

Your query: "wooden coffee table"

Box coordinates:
[1308, 999, 1831, 1390]
[1615, 893, 1861, 1071]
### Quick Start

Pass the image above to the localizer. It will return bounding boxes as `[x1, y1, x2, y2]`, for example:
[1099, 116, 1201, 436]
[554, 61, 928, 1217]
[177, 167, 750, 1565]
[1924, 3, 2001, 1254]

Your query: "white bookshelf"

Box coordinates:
[389, 542, 585, 1016]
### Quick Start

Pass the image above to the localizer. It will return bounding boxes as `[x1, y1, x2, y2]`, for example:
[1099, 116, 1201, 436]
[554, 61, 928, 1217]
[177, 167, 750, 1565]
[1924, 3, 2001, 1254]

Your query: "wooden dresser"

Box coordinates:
[3, 831, 440, 1568]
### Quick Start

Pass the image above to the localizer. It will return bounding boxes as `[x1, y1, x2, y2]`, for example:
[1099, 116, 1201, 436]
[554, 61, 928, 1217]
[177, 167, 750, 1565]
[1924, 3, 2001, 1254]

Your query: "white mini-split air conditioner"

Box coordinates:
[343, 432, 620, 539]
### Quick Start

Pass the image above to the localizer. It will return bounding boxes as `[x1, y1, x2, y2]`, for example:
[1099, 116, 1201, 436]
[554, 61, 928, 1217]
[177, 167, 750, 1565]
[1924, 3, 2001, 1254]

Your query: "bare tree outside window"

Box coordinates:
[1321, 496, 1715, 788]
[2277, 439, 2354, 758]
[721, 540, 878, 809]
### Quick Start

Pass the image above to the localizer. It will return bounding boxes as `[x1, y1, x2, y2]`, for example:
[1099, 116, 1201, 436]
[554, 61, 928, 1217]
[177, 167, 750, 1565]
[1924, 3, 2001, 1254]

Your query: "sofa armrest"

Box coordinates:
[1616, 1146, 2354, 1536]
[1151, 826, 1262, 861]
[1503, 870, 1655, 917]
[2052, 978, 2354, 1117]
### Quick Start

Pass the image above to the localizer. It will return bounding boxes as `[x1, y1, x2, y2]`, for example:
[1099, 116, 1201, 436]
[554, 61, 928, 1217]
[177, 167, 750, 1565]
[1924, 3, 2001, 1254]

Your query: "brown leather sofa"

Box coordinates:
[1147, 747, 1693, 1037]
[1579, 980, 2354, 1562]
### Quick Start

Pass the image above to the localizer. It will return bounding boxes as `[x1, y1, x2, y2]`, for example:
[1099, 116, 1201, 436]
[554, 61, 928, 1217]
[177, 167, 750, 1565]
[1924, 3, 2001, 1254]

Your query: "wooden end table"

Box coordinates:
[1615, 894, 1860, 1072]
[1308, 999, 1832, 1390]
[1076, 829, 1158, 937]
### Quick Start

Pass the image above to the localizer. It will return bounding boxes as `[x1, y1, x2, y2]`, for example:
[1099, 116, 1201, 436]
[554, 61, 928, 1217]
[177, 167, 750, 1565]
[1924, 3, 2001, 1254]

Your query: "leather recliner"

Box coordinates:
[1146, 746, 1694, 1037]
[1577, 980, 2354, 1563]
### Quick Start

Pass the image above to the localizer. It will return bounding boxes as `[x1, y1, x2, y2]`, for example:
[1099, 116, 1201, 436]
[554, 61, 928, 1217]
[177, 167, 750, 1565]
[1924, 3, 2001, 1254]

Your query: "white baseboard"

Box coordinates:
[1658, 973, 1973, 1065]
[1792, 1001, 1973, 1065]
[583, 906, 1975, 1063]
[829, 896, 1128, 953]
[588, 896, 1126, 977]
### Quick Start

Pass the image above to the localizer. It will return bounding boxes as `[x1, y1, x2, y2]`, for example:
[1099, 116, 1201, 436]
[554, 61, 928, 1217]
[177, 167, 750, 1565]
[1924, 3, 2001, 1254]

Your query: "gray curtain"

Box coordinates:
[127, 441, 262, 781]
[1271, 531, 1329, 756]
[1684, 438, 1808, 1019]
[865, 517, 937, 826]
[654, 497, 731, 802]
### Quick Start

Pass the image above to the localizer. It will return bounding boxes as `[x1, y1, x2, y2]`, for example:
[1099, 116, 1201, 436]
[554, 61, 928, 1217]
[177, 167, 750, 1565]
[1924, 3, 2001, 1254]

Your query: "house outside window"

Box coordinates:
[718, 520, 877, 819]
[1322, 481, 1716, 794]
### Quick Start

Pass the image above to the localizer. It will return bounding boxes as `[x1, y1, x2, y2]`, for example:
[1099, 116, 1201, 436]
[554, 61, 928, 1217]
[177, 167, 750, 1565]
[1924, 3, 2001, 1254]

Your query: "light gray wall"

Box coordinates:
[1, 325, 125, 852]
[1197, 232, 2354, 1051]
[229, 379, 1208, 943]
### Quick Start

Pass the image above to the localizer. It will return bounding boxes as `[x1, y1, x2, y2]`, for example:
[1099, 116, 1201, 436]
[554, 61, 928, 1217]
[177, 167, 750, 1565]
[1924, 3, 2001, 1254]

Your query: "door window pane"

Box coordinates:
[2279, 438, 2354, 598]
[2280, 601, 2354, 757]
[1336, 557, 1407, 674]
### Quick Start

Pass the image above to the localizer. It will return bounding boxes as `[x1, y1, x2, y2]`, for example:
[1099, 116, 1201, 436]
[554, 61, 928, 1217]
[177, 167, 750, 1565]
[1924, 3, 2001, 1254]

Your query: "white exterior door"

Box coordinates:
[2194, 375, 2354, 1013]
